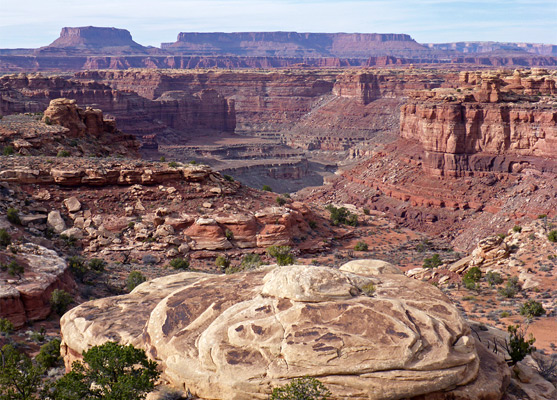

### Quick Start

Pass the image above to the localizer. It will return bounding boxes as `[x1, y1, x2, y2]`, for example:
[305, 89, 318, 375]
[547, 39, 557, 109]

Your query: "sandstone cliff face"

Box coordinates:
[60, 261, 508, 400]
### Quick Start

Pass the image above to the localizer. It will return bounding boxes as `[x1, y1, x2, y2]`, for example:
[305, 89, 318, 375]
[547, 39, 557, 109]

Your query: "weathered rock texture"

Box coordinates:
[60, 261, 508, 400]
[0, 244, 76, 328]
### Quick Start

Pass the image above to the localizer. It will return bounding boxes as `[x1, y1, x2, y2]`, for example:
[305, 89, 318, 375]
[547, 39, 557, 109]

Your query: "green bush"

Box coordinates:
[168, 257, 189, 270]
[36, 338, 61, 369]
[270, 376, 331, 400]
[168, 161, 178, 168]
[519, 300, 546, 318]
[505, 324, 536, 365]
[498, 276, 520, 298]
[50, 289, 73, 315]
[44, 116, 52, 125]
[0, 344, 42, 399]
[223, 174, 234, 182]
[486, 271, 503, 286]
[126, 271, 146, 292]
[361, 282, 375, 296]
[226, 253, 263, 274]
[464, 267, 482, 282]
[159, 156, 166, 162]
[68, 256, 87, 281]
[276, 196, 287, 206]
[308, 220, 317, 229]
[88, 258, 106, 272]
[267, 245, 295, 266]
[2, 145, 14, 156]
[6, 208, 21, 225]
[6, 260, 24, 278]
[0, 228, 10, 247]
[215, 255, 230, 270]
[325, 205, 357, 227]
[354, 241, 368, 251]
[513, 225, 522, 233]
[262, 185, 273, 192]
[57, 150, 70, 157]
[423, 254, 442, 269]
[52, 342, 159, 400]
[363, 208, 370, 215]
[538, 214, 547, 219]
[548, 230, 557, 243]
[225, 229, 234, 240]
[0, 318, 14, 335]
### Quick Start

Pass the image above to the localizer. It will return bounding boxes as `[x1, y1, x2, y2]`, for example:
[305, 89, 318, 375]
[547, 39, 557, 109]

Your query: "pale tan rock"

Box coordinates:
[60, 261, 497, 400]
[47, 210, 66, 233]
[60, 227, 83, 240]
[339, 259, 401, 276]
[63, 197, 81, 213]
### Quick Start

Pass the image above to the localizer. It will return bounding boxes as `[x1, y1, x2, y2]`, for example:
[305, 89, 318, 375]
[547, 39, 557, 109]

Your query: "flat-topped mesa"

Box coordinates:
[38, 26, 149, 55]
[163, 32, 429, 58]
[400, 70, 557, 176]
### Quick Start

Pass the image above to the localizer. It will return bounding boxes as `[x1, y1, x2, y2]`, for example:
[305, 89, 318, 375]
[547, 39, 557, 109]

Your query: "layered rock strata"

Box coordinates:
[60, 260, 508, 400]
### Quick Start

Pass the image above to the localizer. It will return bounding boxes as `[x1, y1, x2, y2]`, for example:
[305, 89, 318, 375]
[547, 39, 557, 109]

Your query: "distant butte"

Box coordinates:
[0, 26, 556, 71]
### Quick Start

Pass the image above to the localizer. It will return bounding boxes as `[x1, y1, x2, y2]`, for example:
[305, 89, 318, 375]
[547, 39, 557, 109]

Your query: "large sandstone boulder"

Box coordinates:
[60, 260, 508, 399]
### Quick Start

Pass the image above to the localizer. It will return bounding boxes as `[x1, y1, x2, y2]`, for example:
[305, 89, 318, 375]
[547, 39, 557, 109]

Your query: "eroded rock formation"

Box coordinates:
[60, 260, 508, 399]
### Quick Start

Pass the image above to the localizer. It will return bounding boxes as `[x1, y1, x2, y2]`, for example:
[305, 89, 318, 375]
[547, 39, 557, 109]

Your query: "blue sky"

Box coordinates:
[1, 0, 556, 48]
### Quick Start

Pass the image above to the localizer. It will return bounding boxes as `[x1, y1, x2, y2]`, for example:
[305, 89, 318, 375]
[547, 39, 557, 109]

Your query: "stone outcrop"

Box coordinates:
[0, 244, 76, 328]
[60, 260, 509, 400]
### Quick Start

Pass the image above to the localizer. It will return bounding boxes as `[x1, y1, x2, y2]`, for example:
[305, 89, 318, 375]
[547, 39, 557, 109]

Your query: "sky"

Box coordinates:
[1, 0, 556, 48]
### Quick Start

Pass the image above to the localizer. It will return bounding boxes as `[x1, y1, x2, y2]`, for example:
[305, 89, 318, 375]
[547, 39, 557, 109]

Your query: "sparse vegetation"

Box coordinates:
[215, 255, 230, 270]
[423, 253, 442, 269]
[7, 208, 21, 225]
[0, 343, 43, 399]
[168, 257, 189, 270]
[325, 205, 358, 227]
[486, 271, 503, 286]
[56, 150, 70, 158]
[0, 228, 11, 247]
[354, 241, 368, 251]
[462, 266, 482, 290]
[276, 196, 287, 206]
[0, 318, 14, 335]
[262, 185, 273, 192]
[36, 338, 61, 369]
[225, 229, 234, 240]
[2, 260, 24, 279]
[308, 220, 317, 229]
[225, 253, 263, 274]
[68, 256, 87, 281]
[267, 245, 295, 266]
[51, 342, 159, 400]
[50, 289, 73, 315]
[2, 145, 14, 156]
[505, 324, 536, 365]
[168, 161, 178, 168]
[270, 376, 331, 400]
[223, 174, 234, 182]
[519, 300, 546, 318]
[126, 271, 146, 292]
[361, 282, 375, 296]
[548, 230, 557, 243]
[498, 276, 520, 298]
[88, 258, 106, 272]
[513, 225, 522, 233]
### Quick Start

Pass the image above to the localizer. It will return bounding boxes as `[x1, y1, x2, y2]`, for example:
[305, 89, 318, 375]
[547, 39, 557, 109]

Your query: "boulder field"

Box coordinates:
[60, 260, 509, 399]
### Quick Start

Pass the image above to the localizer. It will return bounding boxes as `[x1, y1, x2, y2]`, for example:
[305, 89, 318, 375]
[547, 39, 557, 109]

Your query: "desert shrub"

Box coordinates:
[225, 229, 234, 240]
[36, 338, 61, 369]
[0, 344, 42, 399]
[68, 256, 87, 281]
[215, 255, 230, 270]
[126, 271, 146, 292]
[505, 324, 536, 365]
[500, 311, 510, 318]
[361, 282, 375, 296]
[6, 260, 24, 278]
[532, 353, 557, 382]
[276, 196, 287, 206]
[30, 328, 45, 343]
[308, 220, 317, 229]
[498, 276, 520, 298]
[223, 174, 234, 182]
[538, 214, 547, 219]
[267, 245, 295, 266]
[189, 160, 197, 164]
[325, 205, 357, 227]
[486, 271, 503, 286]
[464, 267, 482, 282]
[0, 228, 10, 247]
[519, 300, 546, 318]
[354, 241, 368, 251]
[51, 342, 159, 400]
[513, 225, 522, 233]
[159, 156, 166, 162]
[423, 253, 442, 269]
[44, 116, 52, 125]
[548, 230, 557, 243]
[168, 161, 178, 168]
[363, 208, 370, 215]
[56, 150, 70, 158]
[270, 376, 331, 400]
[59, 233, 77, 247]
[88, 258, 106, 272]
[262, 185, 273, 192]
[168, 257, 189, 270]
[2, 145, 14, 156]
[225, 253, 264, 274]
[50, 289, 73, 315]
[6, 208, 21, 225]
[0, 318, 14, 335]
